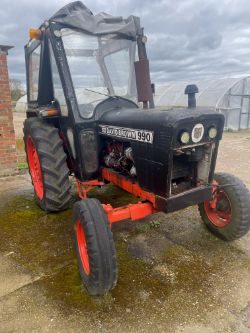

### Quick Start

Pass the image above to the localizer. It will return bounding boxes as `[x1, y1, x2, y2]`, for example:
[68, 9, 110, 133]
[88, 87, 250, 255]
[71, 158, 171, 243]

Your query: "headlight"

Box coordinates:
[179, 131, 190, 144]
[208, 126, 217, 139]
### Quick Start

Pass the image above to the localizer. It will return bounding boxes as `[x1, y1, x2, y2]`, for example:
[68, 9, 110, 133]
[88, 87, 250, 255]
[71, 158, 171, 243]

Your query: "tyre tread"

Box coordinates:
[199, 172, 250, 240]
[23, 117, 71, 212]
[72, 199, 117, 296]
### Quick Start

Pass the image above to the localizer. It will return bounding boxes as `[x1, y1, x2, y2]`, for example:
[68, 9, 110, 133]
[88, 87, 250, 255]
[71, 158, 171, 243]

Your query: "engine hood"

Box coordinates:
[98, 106, 224, 130]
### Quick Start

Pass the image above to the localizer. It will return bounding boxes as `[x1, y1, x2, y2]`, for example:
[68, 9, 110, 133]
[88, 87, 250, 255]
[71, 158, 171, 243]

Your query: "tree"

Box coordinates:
[10, 79, 24, 101]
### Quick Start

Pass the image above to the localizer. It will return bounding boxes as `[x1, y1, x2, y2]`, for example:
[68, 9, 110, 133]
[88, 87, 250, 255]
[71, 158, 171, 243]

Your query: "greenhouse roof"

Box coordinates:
[155, 76, 250, 108]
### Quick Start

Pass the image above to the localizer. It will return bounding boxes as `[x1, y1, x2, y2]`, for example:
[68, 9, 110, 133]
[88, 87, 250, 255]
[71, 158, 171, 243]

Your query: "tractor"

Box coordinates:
[24, 1, 250, 295]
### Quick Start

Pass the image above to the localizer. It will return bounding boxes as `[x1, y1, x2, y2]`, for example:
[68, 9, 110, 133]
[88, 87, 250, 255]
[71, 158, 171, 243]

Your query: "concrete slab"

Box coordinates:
[0, 254, 37, 298]
[0, 130, 249, 332]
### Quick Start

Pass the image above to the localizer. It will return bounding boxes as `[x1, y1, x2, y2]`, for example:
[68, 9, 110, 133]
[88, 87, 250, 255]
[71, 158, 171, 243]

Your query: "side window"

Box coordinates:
[49, 40, 68, 116]
[29, 44, 41, 101]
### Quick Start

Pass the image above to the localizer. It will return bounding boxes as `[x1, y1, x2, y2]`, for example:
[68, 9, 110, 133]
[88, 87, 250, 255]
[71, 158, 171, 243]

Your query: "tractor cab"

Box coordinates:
[25, 2, 147, 120]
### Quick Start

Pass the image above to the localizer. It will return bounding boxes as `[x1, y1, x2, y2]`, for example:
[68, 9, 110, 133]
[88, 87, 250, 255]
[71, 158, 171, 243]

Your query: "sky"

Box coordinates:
[2, 0, 250, 85]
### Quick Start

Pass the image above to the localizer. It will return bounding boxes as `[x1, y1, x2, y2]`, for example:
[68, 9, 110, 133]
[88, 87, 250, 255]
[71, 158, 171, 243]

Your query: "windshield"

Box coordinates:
[61, 28, 137, 118]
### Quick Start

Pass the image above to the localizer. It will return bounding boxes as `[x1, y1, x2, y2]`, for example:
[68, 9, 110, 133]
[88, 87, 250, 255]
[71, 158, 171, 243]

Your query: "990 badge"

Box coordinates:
[99, 125, 154, 144]
[192, 123, 204, 143]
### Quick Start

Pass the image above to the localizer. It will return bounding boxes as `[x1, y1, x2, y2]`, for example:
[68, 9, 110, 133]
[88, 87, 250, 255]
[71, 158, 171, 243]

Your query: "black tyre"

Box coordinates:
[199, 172, 250, 240]
[23, 117, 71, 212]
[72, 199, 117, 295]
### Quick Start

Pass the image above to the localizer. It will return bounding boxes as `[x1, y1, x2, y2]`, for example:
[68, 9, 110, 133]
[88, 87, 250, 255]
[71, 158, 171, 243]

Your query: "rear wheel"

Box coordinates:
[199, 172, 250, 240]
[72, 199, 117, 295]
[24, 117, 71, 212]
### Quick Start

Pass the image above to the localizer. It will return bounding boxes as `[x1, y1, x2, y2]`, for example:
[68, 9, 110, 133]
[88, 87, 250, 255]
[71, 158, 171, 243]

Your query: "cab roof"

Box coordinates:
[49, 1, 140, 39]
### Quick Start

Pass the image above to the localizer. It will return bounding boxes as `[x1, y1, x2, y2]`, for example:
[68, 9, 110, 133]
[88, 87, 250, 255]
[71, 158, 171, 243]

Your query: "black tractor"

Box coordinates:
[24, 1, 250, 295]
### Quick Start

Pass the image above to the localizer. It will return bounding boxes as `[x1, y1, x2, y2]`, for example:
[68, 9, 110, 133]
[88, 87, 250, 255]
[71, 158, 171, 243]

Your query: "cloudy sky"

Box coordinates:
[2, 0, 250, 85]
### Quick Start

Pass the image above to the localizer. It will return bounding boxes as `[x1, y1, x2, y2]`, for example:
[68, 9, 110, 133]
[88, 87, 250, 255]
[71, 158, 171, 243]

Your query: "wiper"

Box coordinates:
[85, 88, 123, 100]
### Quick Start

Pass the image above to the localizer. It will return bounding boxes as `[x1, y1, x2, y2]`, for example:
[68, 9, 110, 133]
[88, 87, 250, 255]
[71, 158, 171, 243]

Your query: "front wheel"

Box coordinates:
[199, 172, 250, 240]
[72, 199, 117, 295]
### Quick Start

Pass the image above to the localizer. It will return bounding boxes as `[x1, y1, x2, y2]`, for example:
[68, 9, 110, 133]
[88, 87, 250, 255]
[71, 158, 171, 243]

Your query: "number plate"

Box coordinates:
[99, 125, 154, 144]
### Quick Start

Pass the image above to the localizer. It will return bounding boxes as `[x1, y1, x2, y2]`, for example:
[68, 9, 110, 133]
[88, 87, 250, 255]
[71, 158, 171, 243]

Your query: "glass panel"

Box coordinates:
[217, 94, 229, 109]
[243, 77, 250, 95]
[242, 97, 249, 114]
[231, 80, 243, 95]
[61, 28, 136, 119]
[49, 41, 68, 116]
[29, 44, 41, 101]
[227, 108, 241, 131]
[62, 30, 108, 118]
[230, 95, 241, 108]
[240, 113, 248, 129]
[104, 48, 130, 96]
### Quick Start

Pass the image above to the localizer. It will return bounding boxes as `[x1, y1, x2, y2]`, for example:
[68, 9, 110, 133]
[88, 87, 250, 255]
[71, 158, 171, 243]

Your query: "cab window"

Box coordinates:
[49, 40, 68, 116]
[29, 44, 41, 101]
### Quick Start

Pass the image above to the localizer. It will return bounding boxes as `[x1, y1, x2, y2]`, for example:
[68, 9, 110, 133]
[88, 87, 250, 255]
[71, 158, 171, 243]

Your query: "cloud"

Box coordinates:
[2, 0, 250, 86]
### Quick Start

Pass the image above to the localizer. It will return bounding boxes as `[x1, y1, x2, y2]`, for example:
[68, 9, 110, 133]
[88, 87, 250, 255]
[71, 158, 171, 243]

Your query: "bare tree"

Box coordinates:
[10, 79, 24, 101]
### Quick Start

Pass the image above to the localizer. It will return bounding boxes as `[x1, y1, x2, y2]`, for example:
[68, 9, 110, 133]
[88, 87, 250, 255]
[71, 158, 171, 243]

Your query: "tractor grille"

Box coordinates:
[172, 160, 191, 180]
[170, 150, 198, 196]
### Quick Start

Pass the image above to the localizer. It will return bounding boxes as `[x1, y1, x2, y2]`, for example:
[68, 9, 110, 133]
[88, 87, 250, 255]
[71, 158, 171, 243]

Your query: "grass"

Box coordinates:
[136, 219, 162, 233]
[18, 162, 28, 171]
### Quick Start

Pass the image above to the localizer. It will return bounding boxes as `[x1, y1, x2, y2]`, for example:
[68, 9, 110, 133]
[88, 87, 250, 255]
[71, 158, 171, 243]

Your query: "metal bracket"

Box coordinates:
[76, 179, 105, 199]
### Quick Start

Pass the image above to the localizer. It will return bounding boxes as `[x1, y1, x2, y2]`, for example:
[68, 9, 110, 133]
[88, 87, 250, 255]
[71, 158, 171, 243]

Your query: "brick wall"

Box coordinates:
[0, 46, 18, 176]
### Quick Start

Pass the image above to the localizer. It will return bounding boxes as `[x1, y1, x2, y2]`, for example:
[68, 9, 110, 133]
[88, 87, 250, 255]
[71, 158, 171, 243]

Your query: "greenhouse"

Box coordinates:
[155, 76, 250, 131]
[15, 76, 250, 131]
[15, 94, 27, 113]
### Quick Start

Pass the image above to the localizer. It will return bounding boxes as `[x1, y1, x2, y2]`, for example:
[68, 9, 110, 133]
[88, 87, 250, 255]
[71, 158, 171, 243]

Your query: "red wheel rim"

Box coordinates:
[76, 220, 90, 275]
[204, 181, 232, 228]
[27, 135, 44, 200]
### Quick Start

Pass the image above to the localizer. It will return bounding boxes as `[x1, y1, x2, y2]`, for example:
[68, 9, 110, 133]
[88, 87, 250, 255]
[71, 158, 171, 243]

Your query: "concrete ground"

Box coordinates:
[0, 116, 250, 332]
